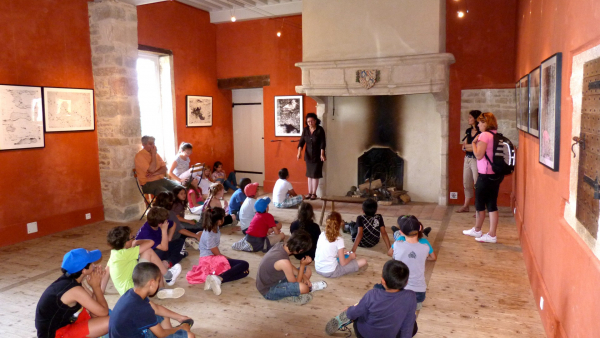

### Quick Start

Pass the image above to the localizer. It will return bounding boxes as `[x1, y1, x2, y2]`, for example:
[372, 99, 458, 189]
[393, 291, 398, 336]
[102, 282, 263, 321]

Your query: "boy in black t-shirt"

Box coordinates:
[350, 199, 391, 253]
[109, 262, 195, 338]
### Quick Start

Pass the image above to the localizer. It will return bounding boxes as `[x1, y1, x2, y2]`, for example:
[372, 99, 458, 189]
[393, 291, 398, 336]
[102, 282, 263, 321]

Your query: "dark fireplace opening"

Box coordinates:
[357, 147, 404, 190]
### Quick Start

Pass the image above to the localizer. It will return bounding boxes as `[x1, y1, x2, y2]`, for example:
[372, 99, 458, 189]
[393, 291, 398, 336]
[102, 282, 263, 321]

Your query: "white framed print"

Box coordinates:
[43, 87, 94, 132]
[186, 95, 213, 127]
[275, 95, 303, 137]
[0, 84, 44, 150]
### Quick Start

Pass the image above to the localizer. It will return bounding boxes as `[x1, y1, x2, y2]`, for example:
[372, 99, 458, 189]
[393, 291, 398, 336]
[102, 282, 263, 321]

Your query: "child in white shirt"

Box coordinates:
[272, 168, 303, 208]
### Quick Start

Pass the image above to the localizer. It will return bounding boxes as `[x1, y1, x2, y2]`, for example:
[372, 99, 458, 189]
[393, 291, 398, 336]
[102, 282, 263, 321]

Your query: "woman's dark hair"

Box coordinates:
[286, 229, 312, 254]
[213, 161, 223, 172]
[152, 192, 174, 210]
[107, 225, 132, 250]
[469, 110, 482, 131]
[278, 168, 289, 179]
[61, 263, 91, 280]
[362, 198, 378, 217]
[202, 207, 226, 232]
[382, 260, 409, 290]
[305, 113, 321, 126]
[179, 142, 193, 153]
[296, 202, 315, 228]
[172, 186, 187, 207]
[239, 178, 251, 192]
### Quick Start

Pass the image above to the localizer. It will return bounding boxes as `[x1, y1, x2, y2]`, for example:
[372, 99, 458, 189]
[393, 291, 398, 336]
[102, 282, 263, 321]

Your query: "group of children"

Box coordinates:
[35, 142, 438, 338]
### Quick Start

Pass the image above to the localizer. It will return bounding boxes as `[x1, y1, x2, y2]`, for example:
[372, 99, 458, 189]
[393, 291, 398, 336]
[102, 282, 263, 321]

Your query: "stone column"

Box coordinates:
[89, 0, 143, 221]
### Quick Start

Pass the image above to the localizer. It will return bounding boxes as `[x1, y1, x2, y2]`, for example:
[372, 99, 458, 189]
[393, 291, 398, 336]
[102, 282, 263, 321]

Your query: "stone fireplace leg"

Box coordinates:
[313, 96, 330, 197]
[434, 92, 450, 206]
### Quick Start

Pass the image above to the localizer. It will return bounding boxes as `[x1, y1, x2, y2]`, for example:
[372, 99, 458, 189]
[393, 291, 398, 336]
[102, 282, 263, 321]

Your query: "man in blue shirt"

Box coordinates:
[109, 262, 195, 338]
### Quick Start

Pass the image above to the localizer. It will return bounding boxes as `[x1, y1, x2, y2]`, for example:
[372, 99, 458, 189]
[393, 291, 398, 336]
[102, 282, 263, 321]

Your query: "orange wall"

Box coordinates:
[446, 0, 518, 206]
[216, 16, 316, 193]
[515, 0, 600, 337]
[0, 0, 104, 247]
[137, 2, 234, 175]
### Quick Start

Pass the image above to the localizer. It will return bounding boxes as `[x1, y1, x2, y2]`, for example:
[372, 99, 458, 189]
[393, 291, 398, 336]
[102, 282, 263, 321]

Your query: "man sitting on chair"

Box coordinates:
[135, 135, 182, 195]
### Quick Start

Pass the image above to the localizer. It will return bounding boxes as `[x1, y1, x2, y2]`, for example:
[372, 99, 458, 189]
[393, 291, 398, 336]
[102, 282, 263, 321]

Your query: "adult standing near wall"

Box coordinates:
[462, 112, 503, 243]
[297, 113, 326, 200]
[135, 135, 181, 195]
[456, 110, 482, 214]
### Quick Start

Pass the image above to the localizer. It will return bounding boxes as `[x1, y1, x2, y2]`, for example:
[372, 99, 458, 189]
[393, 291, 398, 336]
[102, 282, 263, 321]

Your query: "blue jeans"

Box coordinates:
[144, 316, 188, 338]
[373, 284, 426, 303]
[216, 172, 237, 192]
[263, 277, 301, 301]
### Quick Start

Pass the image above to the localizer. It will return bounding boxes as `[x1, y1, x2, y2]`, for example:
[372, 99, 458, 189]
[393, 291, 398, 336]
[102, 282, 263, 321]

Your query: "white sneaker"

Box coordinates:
[157, 287, 185, 299]
[475, 233, 497, 243]
[185, 237, 199, 250]
[462, 227, 482, 238]
[204, 277, 211, 291]
[167, 264, 182, 286]
[207, 275, 222, 296]
[311, 281, 328, 292]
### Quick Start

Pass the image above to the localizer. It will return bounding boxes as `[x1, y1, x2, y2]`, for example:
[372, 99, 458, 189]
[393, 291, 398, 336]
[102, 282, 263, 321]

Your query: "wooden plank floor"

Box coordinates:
[0, 196, 545, 337]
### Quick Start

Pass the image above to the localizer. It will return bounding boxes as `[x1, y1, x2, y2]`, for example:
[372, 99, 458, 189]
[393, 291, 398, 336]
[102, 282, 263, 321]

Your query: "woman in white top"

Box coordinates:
[168, 142, 199, 186]
[315, 212, 367, 278]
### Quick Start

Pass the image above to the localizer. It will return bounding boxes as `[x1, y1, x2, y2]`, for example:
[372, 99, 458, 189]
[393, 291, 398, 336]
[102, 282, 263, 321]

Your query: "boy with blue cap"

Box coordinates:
[35, 248, 110, 338]
[232, 197, 284, 252]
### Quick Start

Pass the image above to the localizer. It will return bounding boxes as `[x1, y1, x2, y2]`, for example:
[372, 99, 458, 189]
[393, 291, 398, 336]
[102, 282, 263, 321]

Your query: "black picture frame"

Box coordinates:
[528, 67, 540, 138]
[539, 53, 562, 171]
[186, 95, 213, 127]
[43, 87, 95, 132]
[517, 74, 530, 132]
[0, 84, 45, 150]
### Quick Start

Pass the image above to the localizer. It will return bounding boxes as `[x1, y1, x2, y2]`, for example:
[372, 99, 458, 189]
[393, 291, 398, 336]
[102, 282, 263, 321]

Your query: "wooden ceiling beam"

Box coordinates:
[208, 0, 234, 9]
[217, 75, 270, 90]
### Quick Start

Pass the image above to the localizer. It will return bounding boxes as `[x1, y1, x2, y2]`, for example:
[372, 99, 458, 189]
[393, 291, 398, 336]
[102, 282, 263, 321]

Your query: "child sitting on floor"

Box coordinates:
[202, 183, 237, 227]
[256, 230, 327, 305]
[228, 178, 251, 219]
[387, 215, 436, 310]
[154, 191, 202, 252]
[109, 263, 195, 338]
[238, 182, 259, 234]
[185, 179, 204, 215]
[136, 206, 186, 268]
[349, 198, 391, 254]
[186, 207, 250, 296]
[232, 197, 284, 252]
[106, 226, 183, 297]
[211, 161, 237, 192]
[290, 202, 321, 260]
[315, 212, 368, 278]
[198, 166, 213, 199]
[272, 168, 303, 208]
[325, 260, 418, 338]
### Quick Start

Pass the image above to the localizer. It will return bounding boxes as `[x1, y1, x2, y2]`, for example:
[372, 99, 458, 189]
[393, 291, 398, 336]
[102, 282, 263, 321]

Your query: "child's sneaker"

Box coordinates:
[282, 293, 313, 305]
[462, 227, 482, 238]
[325, 309, 352, 335]
[206, 275, 222, 296]
[157, 287, 185, 299]
[311, 281, 328, 292]
[166, 264, 182, 286]
[475, 233, 497, 243]
[185, 237, 199, 251]
[423, 227, 432, 237]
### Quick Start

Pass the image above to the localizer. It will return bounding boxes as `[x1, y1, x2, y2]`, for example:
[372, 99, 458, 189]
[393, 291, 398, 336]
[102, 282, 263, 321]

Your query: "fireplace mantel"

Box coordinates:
[295, 53, 455, 97]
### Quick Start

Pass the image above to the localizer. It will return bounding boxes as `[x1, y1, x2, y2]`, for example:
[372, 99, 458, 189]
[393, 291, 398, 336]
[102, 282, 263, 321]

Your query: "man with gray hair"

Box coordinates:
[135, 136, 181, 195]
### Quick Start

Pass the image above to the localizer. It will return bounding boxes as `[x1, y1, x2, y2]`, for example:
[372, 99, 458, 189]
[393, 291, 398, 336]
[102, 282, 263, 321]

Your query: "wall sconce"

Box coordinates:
[457, 11, 465, 18]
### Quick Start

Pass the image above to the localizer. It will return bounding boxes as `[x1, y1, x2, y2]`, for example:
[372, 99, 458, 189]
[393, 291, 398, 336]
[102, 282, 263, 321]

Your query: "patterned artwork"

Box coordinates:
[186, 96, 212, 127]
[539, 53, 562, 171]
[0, 85, 44, 150]
[528, 67, 540, 137]
[275, 96, 303, 137]
[43, 87, 94, 132]
[517, 75, 529, 132]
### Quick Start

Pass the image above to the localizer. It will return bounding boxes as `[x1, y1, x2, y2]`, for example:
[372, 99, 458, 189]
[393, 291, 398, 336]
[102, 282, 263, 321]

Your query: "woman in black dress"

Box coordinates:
[297, 113, 326, 200]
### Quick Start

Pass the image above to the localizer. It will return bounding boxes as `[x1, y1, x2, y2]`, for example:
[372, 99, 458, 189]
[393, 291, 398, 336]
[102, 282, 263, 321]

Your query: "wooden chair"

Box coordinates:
[133, 168, 155, 220]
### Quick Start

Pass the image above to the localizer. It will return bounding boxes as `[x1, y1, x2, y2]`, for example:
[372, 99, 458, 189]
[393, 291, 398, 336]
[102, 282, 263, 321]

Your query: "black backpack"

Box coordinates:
[484, 132, 516, 176]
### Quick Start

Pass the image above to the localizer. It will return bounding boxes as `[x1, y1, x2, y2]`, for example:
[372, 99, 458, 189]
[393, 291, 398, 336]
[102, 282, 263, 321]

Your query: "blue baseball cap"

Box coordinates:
[61, 248, 102, 274]
[254, 197, 271, 213]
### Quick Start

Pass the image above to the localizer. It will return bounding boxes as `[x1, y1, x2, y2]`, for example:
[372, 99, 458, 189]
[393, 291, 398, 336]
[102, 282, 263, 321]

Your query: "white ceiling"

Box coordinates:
[122, 0, 302, 23]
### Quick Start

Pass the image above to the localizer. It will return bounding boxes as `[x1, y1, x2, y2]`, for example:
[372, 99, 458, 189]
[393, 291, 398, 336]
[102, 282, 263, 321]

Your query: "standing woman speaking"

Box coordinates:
[462, 112, 503, 244]
[456, 110, 482, 213]
[297, 113, 326, 200]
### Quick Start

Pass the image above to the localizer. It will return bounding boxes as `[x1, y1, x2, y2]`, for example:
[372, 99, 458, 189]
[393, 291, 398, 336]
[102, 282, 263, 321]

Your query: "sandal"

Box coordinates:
[310, 194, 318, 200]
[304, 194, 312, 199]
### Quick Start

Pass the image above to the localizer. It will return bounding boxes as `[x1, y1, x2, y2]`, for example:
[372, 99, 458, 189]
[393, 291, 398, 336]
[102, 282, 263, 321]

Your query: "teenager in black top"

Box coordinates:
[456, 110, 482, 213]
[290, 202, 321, 260]
[297, 113, 326, 200]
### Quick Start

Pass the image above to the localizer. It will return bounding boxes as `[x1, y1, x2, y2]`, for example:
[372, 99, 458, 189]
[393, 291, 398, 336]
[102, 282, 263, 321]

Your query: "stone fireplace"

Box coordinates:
[358, 147, 404, 191]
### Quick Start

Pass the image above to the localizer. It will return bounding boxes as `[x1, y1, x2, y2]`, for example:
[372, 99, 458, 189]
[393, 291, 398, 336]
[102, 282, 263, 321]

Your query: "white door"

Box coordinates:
[232, 89, 265, 185]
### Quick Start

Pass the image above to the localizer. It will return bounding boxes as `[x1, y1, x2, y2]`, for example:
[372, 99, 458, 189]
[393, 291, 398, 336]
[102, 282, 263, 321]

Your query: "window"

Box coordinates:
[136, 51, 176, 163]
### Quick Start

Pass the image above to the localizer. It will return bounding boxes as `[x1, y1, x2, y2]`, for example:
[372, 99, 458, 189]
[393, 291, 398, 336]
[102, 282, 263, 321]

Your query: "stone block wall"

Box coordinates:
[89, 0, 144, 221]
[460, 89, 518, 147]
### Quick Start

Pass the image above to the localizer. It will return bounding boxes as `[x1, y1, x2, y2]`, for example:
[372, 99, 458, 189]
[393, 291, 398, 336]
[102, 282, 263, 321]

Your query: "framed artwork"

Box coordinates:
[539, 53, 562, 171]
[0, 84, 44, 150]
[186, 96, 212, 127]
[528, 67, 540, 137]
[275, 95, 303, 137]
[515, 81, 521, 130]
[517, 75, 530, 132]
[43, 87, 94, 132]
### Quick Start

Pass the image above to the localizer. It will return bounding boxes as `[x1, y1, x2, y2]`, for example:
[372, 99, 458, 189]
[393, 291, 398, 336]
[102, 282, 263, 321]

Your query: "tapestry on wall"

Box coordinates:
[0, 84, 44, 150]
[274, 95, 303, 137]
[528, 67, 540, 137]
[539, 53, 562, 171]
[186, 96, 212, 127]
[43, 87, 94, 132]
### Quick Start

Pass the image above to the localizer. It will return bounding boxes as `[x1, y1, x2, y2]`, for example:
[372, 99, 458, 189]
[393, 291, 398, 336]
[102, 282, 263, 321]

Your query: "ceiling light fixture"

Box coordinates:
[277, 18, 284, 37]
[457, 11, 465, 18]
[230, 8, 236, 22]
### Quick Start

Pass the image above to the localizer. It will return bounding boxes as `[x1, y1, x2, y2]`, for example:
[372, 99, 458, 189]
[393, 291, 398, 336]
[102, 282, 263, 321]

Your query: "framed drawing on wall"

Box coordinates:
[515, 81, 521, 131]
[517, 75, 530, 132]
[275, 95, 303, 137]
[43, 87, 94, 132]
[0, 84, 44, 150]
[186, 95, 212, 127]
[528, 67, 540, 137]
[539, 53, 562, 171]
